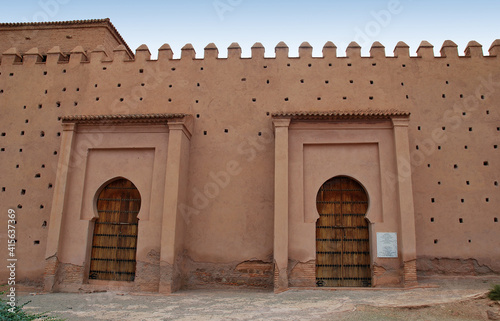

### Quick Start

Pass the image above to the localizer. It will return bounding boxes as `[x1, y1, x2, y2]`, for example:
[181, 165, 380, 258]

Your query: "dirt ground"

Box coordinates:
[11, 276, 500, 320]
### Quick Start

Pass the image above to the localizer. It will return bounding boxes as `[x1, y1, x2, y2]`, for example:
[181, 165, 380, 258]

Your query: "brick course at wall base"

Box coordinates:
[0, 19, 499, 293]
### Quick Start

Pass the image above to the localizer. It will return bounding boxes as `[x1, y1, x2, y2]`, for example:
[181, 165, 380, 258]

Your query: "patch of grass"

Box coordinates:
[489, 284, 500, 301]
[1, 288, 65, 320]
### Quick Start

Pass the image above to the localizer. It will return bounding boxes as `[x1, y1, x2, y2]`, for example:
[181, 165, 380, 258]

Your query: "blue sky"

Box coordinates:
[1, 0, 499, 58]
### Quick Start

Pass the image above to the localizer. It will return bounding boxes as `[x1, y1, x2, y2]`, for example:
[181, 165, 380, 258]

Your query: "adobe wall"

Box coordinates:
[0, 19, 132, 57]
[0, 35, 499, 289]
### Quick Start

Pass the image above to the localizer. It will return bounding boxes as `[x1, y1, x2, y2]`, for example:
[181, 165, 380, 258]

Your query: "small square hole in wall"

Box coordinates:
[427, 164, 431, 168]
[25, 119, 29, 123]
[469, 127, 472, 132]
[466, 181, 470, 185]
[369, 96, 374, 100]
[263, 66, 267, 69]
[1, 132, 5, 136]
[481, 95, 485, 99]
[266, 112, 270, 116]
[401, 82, 404, 86]
[308, 63, 312, 67]
[328, 63, 332, 67]
[431, 198, 435, 203]
[171, 68, 176, 71]
[76, 88, 79, 92]
[438, 181, 441, 185]
[495, 218, 498, 223]
[372, 63, 376, 66]
[40, 204, 44, 209]
[200, 67, 204, 70]
[430, 217, 434, 222]
[494, 145, 498, 149]
[438, 146, 441, 150]
[224, 129, 229, 133]
[418, 126, 421, 130]
[347, 63, 352, 67]
[370, 80, 374, 84]
[196, 114, 200, 118]
[487, 110, 490, 115]
[349, 80, 354, 84]
[459, 218, 463, 223]
[48, 184, 53, 189]
[34, 240, 40, 245]
[468, 240, 472, 243]
[463, 112, 466, 116]
[20, 131, 24, 136]
[495, 181, 498, 186]
[484, 161, 489, 166]
[139, 69, 144, 73]
[203, 131, 207, 135]
[486, 198, 490, 202]
[43, 71, 47, 75]
[402, 64, 406, 67]
[267, 80, 270, 84]
[464, 146, 468, 149]
[1, 187, 5, 192]
[460, 94, 463, 98]
[15, 164, 19, 168]
[461, 199, 465, 203]
[446, 81, 449, 84]
[442, 127, 446, 130]
[9, 73, 13, 76]
[454, 164, 458, 169]
[434, 239, 438, 244]
[62, 87, 66, 92]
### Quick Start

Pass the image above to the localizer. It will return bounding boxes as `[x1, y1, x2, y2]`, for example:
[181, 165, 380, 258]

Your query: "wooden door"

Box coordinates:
[89, 179, 140, 281]
[316, 176, 371, 287]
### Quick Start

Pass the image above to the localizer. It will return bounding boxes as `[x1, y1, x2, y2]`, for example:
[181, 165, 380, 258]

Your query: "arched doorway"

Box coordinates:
[89, 178, 141, 281]
[316, 176, 371, 287]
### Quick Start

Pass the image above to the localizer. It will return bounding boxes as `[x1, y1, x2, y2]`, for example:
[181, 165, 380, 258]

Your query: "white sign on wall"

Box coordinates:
[377, 232, 398, 258]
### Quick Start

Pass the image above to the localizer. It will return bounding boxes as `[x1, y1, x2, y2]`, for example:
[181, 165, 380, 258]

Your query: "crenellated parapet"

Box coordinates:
[1, 40, 500, 65]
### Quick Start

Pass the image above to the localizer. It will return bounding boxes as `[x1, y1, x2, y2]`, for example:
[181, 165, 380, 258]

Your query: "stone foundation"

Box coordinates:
[288, 260, 316, 287]
[417, 257, 496, 276]
[184, 258, 273, 289]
